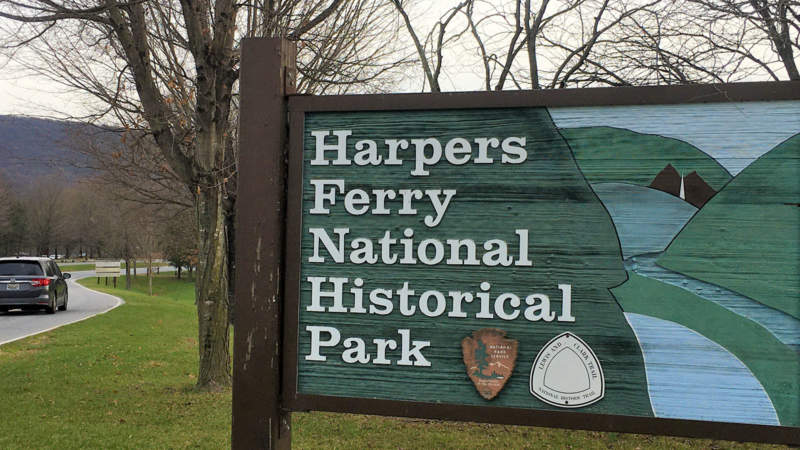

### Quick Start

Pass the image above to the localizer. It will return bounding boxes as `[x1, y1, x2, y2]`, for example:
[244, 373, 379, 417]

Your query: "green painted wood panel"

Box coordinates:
[295, 108, 652, 417]
[659, 133, 800, 319]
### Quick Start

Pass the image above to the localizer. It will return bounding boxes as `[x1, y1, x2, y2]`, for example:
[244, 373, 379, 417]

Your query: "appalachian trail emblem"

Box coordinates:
[462, 328, 518, 400]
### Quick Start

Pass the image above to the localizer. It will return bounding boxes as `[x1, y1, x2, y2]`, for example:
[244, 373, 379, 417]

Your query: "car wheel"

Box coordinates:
[47, 295, 57, 314]
[58, 292, 68, 311]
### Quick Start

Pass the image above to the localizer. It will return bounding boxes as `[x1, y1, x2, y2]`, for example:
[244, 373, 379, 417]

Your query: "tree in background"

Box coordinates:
[391, 0, 798, 91]
[0, 0, 406, 389]
[134, 209, 159, 297]
[162, 209, 197, 281]
[5, 203, 28, 256]
[25, 179, 67, 257]
[1, 174, 35, 256]
[0, 175, 8, 228]
[679, 0, 799, 81]
[0, 175, 26, 255]
[574, 0, 800, 85]
[0, 175, 10, 253]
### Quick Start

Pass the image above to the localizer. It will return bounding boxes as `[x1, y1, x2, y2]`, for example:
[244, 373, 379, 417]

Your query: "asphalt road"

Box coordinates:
[0, 268, 167, 346]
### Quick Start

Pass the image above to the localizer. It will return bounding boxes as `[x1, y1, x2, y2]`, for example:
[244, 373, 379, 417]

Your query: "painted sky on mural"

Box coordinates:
[550, 101, 800, 176]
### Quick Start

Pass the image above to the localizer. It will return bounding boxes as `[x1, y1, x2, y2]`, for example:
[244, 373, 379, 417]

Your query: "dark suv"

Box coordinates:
[0, 257, 70, 314]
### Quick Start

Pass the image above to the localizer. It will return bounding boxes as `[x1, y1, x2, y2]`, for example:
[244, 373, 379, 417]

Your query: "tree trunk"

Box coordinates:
[195, 183, 232, 388]
[125, 257, 131, 290]
[147, 253, 153, 296]
[777, 44, 799, 80]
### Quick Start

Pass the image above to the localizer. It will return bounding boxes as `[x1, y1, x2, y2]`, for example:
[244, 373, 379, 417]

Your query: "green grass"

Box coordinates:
[659, 134, 800, 319]
[613, 271, 800, 426]
[0, 275, 789, 448]
[291, 412, 781, 449]
[561, 126, 731, 189]
[0, 275, 229, 449]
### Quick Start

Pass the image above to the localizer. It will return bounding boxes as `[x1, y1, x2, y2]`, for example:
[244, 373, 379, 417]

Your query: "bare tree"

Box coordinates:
[677, 0, 798, 81]
[24, 179, 67, 257]
[390, 0, 668, 91]
[0, 174, 23, 256]
[575, 0, 799, 85]
[60, 180, 111, 259]
[0, 0, 406, 389]
[391, 0, 798, 92]
[391, 0, 470, 92]
[0, 173, 30, 256]
[0, 174, 10, 234]
[133, 207, 159, 297]
[68, 129, 193, 209]
[162, 208, 197, 280]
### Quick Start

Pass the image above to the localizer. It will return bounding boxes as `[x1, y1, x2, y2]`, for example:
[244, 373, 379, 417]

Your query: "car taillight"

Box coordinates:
[31, 278, 51, 287]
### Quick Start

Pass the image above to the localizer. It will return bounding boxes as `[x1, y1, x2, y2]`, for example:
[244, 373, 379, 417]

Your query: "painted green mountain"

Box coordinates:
[659, 134, 800, 319]
[298, 108, 652, 417]
[560, 126, 731, 190]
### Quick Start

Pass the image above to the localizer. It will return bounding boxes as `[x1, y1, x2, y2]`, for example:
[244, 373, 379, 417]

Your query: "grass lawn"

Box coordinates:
[0, 275, 788, 449]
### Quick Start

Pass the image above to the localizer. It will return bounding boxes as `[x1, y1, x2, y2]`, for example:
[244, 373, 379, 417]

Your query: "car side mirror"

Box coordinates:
[63, 273, 71, 279]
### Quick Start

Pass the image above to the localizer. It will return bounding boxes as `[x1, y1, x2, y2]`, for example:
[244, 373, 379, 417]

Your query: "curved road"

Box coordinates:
[0, 268, 168, 346]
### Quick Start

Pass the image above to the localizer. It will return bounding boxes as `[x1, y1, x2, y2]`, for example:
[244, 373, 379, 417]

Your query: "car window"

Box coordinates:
[53, 263, 63, 276]
[45, 262, 55, 276]
[0, 261, 46, 276]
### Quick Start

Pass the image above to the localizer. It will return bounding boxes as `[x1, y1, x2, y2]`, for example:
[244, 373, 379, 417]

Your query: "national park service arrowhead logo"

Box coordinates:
[530, 332, 604, 408]
[462, 328, 518, 400]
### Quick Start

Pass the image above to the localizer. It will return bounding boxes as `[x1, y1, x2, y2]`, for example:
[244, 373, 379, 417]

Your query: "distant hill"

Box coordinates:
[659, 134, 800, 319]
[560, 126, 732, 191]
[0, 115, 99, 188]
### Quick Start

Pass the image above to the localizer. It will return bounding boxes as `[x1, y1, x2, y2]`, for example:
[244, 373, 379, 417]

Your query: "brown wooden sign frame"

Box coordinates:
[234, 38, 800, 449]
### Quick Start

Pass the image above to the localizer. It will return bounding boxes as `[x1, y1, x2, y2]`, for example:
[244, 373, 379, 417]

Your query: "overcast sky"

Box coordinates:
[0, 51, 103, 118]
[0, 2, 452, 118]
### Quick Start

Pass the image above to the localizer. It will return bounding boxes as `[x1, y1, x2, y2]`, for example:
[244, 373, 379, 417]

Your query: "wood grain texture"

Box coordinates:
[615, 272, 800, 427]
[625, 312, 779, 425]
[233, 38, 294, 450]
[295, 107, 652, 417]
[659, 134, 800, 320]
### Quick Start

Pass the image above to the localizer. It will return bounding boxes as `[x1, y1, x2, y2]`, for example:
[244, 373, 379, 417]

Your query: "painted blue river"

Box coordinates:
[591, 181, 798, 424]
[596, 181, 800, 350]
[592, 183, 697, 259]
[625, 253, 800, 352]
[625, 313, 779, 425]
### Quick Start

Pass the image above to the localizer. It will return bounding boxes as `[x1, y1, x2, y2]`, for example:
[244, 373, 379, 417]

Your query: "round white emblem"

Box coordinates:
[530, 332, 604, 408]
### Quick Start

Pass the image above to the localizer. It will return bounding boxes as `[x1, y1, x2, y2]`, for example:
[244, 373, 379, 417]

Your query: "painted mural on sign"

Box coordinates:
[295, 101, 799, 428]
[551, 102, 800, 427]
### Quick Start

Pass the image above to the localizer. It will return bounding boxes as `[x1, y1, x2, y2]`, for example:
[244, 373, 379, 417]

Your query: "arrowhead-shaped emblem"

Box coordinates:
[530, 332, 604, 408]
[462, 328, 518, 400]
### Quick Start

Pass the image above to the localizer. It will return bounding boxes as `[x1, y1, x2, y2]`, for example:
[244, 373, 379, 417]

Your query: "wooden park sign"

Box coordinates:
[95, 260, 121, 288]
[95, 260, 121, 277]
[233, 39, 800, 448]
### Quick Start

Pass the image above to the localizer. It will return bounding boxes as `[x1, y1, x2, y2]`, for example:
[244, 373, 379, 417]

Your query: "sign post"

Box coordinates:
[233, 38, 295, 450]
[235, 38, 800, 448]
